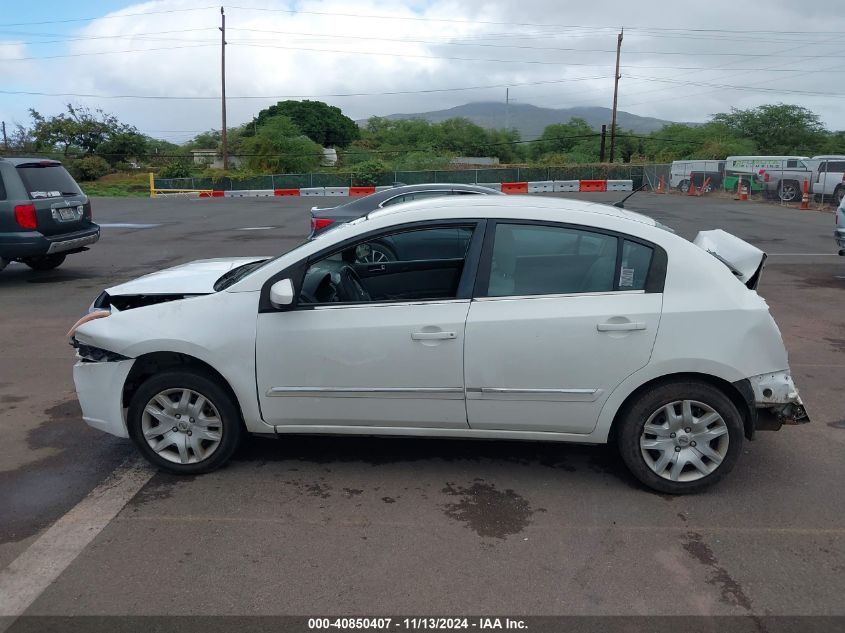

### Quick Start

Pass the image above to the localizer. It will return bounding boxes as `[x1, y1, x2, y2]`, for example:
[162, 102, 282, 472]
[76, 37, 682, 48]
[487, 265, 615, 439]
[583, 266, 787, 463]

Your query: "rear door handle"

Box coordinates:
[597, 321, 646, 332]
[411, 331, 457, 340]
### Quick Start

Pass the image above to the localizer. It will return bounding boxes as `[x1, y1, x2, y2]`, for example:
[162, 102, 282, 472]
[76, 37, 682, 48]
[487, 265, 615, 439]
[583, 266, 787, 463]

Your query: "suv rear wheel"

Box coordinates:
[834, 186, 845, 206]
[22, 254, 66, 271]
[616, 381, 744, 494]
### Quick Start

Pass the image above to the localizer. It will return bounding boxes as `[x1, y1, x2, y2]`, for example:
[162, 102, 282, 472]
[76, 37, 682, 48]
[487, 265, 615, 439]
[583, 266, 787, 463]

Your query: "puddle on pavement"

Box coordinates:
[441, 479, 535, 540]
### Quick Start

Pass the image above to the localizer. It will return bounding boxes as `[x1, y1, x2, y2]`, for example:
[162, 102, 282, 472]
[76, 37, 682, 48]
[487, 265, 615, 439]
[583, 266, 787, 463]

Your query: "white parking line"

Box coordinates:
[236, 226, 276, 231]
[0, 457, 153, 617]
[767, 253, 839, 256]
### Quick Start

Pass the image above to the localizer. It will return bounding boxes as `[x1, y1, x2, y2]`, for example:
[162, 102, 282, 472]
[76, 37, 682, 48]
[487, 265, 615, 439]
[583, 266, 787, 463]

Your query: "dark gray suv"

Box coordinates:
[0, 157, 99, 272]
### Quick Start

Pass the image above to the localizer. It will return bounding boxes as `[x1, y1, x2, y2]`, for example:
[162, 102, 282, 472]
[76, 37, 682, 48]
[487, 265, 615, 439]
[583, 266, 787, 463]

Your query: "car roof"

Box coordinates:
[364, 194, 658, 228]
[317, 183, 503, 213]
[0, 157, 63, 166]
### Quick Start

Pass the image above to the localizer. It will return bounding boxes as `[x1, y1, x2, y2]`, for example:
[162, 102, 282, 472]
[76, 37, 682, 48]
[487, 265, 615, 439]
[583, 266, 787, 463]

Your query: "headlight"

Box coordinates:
[71, 339, 129, 363]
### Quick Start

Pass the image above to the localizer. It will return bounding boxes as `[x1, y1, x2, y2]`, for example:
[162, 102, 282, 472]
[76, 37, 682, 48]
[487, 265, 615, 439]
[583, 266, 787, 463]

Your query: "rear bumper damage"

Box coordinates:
[749, 371, 809, 431]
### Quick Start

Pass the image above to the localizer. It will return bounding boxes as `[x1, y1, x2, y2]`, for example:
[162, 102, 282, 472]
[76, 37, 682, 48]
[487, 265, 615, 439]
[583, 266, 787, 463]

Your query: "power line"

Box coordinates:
[0, 6, 218, 28]
[0, 76, 610, 100]
[3, 43, 217, 62]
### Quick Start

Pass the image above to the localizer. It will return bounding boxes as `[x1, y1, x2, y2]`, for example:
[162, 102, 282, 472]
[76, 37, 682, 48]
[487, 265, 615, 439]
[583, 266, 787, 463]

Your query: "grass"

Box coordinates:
[80, 171, 151, 197]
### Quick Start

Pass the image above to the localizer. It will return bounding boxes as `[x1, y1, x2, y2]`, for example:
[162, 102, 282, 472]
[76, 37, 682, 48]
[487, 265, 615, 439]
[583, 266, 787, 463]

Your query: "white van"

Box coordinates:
[669, 160, 724, 192]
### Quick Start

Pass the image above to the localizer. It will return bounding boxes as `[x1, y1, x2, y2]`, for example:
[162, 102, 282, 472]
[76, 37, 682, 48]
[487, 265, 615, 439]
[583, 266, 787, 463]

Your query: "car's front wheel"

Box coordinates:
[616, 381, 743, 494]
[127, 369, 242, 474]
[22, 254, 66, 271]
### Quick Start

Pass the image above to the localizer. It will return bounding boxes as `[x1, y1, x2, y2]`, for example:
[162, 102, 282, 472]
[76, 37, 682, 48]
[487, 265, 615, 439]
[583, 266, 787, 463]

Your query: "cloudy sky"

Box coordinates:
[2, 0, 845, 143]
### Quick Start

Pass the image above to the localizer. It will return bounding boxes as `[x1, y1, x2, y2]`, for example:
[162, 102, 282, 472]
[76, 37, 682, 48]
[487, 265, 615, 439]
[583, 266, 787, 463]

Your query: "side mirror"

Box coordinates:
[269, 278, 295, 308]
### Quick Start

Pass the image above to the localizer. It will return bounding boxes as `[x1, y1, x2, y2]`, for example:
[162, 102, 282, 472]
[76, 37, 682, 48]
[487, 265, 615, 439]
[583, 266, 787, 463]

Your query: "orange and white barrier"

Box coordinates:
[187, 179, 636, 199]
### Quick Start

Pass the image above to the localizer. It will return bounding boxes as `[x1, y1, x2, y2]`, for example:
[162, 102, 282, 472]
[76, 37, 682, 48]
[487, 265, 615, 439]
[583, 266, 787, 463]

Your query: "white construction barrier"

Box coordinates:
[527, 180, 554, 193]
[299, 187, 326, 196]
[477, 182, 502, 191]
[606, 180, 633, 192]
[224, 189, 275, 198]
[324, 186, 350, 196]
[553, 180, 580, 192]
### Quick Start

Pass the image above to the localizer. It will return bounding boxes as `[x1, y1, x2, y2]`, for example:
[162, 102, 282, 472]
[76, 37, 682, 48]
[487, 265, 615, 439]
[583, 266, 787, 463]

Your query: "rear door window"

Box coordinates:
[16, 164, 82, 199]
[484, 223, 619, 297]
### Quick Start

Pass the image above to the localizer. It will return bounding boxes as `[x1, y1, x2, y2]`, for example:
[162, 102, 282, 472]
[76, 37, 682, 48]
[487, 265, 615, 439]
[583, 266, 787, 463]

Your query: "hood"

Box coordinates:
[693, 229, 766, 289]
[106, 257, 268, 296]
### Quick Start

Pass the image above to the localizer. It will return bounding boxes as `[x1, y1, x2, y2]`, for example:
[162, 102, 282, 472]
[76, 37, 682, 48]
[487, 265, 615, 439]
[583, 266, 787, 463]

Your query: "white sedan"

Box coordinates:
[69, 196, 808, 494]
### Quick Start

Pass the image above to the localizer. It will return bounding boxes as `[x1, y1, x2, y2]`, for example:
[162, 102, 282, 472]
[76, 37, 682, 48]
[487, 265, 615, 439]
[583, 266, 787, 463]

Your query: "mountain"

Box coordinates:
[360, 102, 682, 139]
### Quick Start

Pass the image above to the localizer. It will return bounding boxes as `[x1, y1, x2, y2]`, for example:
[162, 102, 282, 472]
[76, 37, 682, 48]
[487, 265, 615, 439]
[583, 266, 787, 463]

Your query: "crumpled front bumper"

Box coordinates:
[749, 370, 809, 431]
[72, 359, 135, 438]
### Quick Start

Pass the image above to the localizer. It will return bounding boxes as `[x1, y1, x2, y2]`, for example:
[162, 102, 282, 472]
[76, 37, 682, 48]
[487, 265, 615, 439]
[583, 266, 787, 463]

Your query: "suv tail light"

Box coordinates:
[311, 217, 334, 232]
[14, 204, 37, 229]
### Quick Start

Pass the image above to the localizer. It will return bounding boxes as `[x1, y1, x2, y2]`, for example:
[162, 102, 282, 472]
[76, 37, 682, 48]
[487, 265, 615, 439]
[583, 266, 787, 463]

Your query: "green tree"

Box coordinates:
[29, 104, 147, 165]
[530, 118, 596, 160]
[711, 104, 827, 155]
[250, 100, 359, 148]
[241, 115, 324, 173]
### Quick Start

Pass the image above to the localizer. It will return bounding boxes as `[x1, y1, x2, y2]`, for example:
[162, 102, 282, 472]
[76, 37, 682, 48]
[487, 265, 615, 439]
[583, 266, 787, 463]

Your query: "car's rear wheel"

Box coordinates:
[355, 241, 396, 264]
[834, 186, 845, 206]
[127, 369, 242, 474]
[616, 381, 743, 494]
[22, 254, 66, 271]
[678, 180, 690, 193]
[779, 181, 800, 202]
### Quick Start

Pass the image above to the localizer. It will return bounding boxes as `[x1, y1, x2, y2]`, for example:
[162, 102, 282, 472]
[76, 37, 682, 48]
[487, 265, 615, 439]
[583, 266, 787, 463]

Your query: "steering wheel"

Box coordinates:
[336, 265, 371, 302]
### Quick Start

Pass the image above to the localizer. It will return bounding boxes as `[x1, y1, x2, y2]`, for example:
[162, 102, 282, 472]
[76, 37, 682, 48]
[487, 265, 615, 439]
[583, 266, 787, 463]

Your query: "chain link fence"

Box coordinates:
[154, 164, 671, 192]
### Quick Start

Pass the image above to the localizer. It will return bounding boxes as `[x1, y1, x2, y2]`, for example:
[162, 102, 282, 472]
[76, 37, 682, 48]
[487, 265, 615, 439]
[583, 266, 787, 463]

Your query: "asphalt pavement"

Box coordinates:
[0, 191, 842, 623]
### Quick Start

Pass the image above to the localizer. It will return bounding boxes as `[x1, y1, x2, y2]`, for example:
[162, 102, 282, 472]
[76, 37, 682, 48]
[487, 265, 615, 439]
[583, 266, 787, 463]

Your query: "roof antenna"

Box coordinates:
[613, 183, 648, 209]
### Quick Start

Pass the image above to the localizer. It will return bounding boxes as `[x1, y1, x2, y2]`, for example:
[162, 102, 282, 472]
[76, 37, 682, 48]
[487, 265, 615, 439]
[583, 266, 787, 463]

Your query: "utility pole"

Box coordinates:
[609, 27, 623, 163]
[1, 121, 7, 151]
[220, 6, 228, 170]
[599, 124, 607, 162]
[505, 88, 510, 130]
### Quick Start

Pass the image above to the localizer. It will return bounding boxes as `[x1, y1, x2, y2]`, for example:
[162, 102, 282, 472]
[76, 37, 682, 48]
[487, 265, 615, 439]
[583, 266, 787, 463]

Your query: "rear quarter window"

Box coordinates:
[15, 164, 82, 199]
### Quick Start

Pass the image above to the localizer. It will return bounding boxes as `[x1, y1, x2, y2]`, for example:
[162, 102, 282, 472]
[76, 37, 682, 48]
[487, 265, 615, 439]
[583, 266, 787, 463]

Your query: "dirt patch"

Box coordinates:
[441, 479, 534, 540]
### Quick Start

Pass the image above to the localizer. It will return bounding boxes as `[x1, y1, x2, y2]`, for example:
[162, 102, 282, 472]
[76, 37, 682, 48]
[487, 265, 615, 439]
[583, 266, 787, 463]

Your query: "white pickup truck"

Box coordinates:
[806, 156, 845, 204]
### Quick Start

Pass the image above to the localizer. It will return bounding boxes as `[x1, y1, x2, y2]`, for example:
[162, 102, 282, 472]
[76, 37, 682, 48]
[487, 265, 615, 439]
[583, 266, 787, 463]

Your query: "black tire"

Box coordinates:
[22, 254, 66, 271]
[616, 381, 744, 494]
[678, 180, 690, 193]
[127, 369, 242, 475]
[778, 181, 800, 202]
[834, 187, 845, 206]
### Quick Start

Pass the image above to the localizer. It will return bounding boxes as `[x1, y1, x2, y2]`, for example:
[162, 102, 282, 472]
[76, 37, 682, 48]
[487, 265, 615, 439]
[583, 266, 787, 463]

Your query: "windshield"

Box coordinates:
[16, 164, 83, 199]
[213, 259, 271, 291]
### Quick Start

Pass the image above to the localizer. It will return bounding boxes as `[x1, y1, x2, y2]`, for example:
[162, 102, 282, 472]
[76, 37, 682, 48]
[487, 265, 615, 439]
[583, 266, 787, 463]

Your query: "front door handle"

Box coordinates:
[597, 321, 646, 332]
[411, 331, 457, 340]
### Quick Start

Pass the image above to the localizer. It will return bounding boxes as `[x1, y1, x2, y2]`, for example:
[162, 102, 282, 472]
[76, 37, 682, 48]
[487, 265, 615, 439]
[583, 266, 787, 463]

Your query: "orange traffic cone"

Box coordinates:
[799, 178, 810, 210]
[655, 176, 666, 194]
[698, 177, 711, 196]
[736, 179, 748, 201]
[687, 179, 697, 196]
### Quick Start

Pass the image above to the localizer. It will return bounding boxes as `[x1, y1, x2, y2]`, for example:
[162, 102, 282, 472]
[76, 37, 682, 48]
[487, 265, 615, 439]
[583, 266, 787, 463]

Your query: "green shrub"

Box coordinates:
[158, 161, 193, 179]
[66, 155, 111, 182]
[350, 158, 389, 186]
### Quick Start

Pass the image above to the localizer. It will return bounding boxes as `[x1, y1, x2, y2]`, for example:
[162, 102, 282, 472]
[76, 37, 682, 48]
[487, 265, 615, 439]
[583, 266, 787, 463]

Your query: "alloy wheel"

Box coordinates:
[780, 183, 798, 201]
[141, 388, 223, 465]
[639, 400, 729, 482]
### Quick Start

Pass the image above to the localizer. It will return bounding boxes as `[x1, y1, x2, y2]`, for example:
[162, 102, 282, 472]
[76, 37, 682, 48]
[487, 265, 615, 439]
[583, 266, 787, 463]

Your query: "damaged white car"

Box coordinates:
[69, 196, 808, 494]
